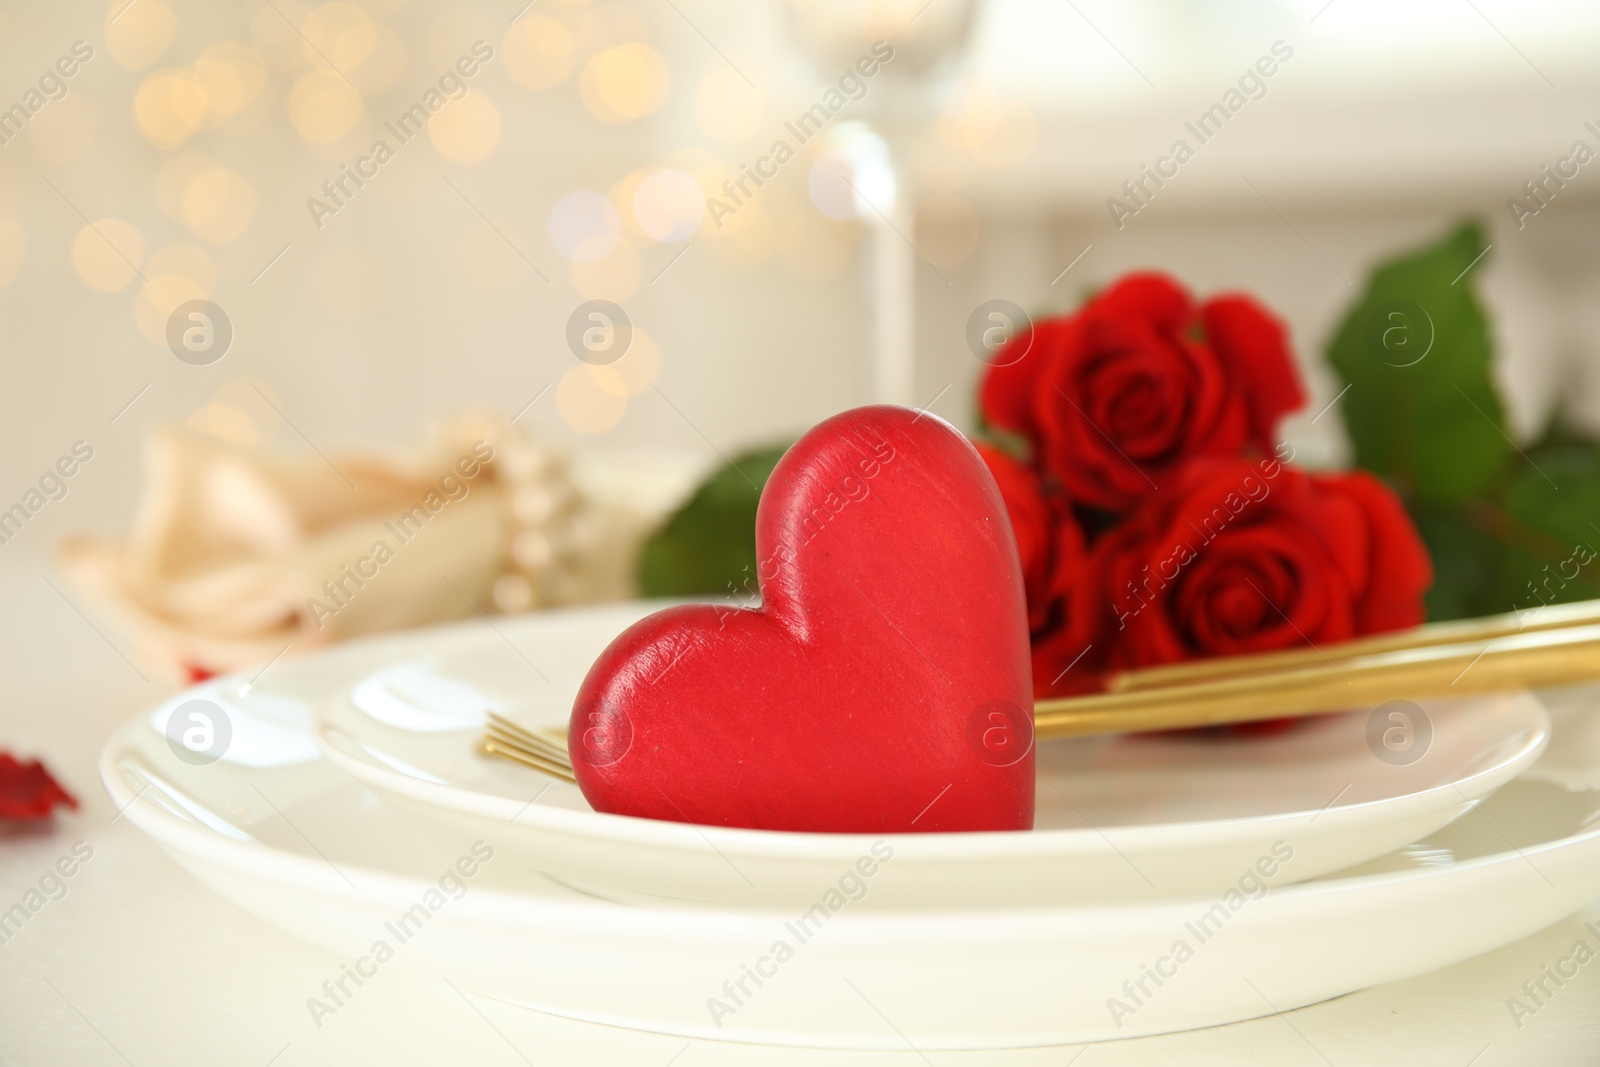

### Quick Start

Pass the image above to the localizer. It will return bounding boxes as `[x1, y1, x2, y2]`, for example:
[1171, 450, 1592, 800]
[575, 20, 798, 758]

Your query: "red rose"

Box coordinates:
[979, 273, 1306, 513]
[1029, 520, 1103, 696]
[975, 442, 1057, 631]
[975, 442, 1099, 695]
[1086, 456, 1431, 672]
[1031, 608, 1103, 696]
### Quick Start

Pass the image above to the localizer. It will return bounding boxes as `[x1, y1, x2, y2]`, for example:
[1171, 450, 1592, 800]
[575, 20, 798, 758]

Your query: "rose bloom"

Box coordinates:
[980, 273, 1306, 513]
[975, 442, 1061, 632]
[1083, 456, 1431, 673]
[975, 443, 1102, 694]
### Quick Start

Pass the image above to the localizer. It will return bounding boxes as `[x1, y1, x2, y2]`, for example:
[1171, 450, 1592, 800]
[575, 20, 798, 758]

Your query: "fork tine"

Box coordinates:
[485, 710, 534, 741]
[483, 709, 579, 782]
[480, 723, 563, 755]
[483, 744, 573, 784]
[485, 723, 574, 772]
[481, 737, 576, 783]
[487, 722, 570, 765]
[487, 711, 568, 746]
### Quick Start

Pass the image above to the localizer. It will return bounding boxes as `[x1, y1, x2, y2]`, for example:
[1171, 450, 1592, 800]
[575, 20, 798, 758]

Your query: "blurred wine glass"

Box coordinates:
[783, 0, 980, 406]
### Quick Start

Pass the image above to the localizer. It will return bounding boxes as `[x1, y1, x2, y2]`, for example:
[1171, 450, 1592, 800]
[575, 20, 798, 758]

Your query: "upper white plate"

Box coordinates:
[306, 602, 1549, 908]
[102, 669, 1600, 1049]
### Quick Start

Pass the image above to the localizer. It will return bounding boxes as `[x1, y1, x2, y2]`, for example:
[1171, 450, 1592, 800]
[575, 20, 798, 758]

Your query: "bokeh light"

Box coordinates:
[72, 219, 145, 293]
[181, 168, 258, 244]
[135, 275, 208, 345]
[556, 363, 628, 433]
[105, 0, 175, 70]
[148, 245, 218, 292]
[195, 42, 269, 119]
[214, 379, 285, 441]
[504, 15, 575, 89]
[250, 2, 316, 74]
[0, 220, 24, 290]
[428, 92, 501, 164]
[573, 5, 649, 52]
[937, 78, 1004, 151]
[696, 154, 783, 268]
[301, 3, 376, 71]
[692, 66, 764, 142]
[936, 78, 1039, 170]
[633, 169, 704, 242]
[974, 106, 1037, 169]
[549, 191, 621, 262]
[287, 70, 363, 144]
[610, 325, 660, 395]
[607, 169, 653, 245]
[187, 379, 286, 445]
[313, 244, 387, 319]
[134, 245, 216, 345]
[809, 130, 895, 220]
[133, 68, 209, 149]
[580, 43, 670, 123]
[186, 403, 259, 445]
[808, 153, 859, 220]
[158, 154, 215, 222]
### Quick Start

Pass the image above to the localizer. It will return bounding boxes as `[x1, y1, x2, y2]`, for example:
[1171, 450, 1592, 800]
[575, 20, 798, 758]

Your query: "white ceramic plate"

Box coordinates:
[307, 602, 1550, 908]
[102, 676, 1600, 1049]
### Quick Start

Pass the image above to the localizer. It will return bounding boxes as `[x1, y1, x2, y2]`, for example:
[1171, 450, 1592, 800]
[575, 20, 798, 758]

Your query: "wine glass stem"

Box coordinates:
[867, 163, 916, 407]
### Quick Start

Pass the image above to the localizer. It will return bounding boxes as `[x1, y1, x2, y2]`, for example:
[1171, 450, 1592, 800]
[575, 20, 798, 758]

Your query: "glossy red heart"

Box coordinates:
[569, 405, 1034, 833]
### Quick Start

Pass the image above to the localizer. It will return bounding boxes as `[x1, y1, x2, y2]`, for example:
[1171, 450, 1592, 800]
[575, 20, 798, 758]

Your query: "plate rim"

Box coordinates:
[97, 707, 1598, 929]
[303, 600, 1551, 859]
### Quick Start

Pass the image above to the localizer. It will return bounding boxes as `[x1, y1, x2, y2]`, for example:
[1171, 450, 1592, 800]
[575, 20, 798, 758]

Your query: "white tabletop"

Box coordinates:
[3, 553, 1599, 1067]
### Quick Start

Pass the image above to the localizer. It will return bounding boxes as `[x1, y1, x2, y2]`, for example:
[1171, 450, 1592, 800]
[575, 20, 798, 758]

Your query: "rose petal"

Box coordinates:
[1095, 457, 1426, 672]
[975, 442, 1059, 631]
[1031, 622, 1103, 696]
[978, 318, 1077, 450]
[1092, 272, 1195, 336]
[1310, 471, 1432, 633]
[1200, 295, 1307, 445]
[0, 753, 78, 822]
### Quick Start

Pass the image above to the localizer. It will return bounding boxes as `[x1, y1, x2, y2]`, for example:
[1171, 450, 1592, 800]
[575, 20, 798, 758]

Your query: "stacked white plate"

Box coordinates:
[102, 602, 1600, 1048]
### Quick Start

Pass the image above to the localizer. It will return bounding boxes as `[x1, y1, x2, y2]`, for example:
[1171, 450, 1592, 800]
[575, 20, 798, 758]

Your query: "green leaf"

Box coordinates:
[1328, 221, 1508, 504]
[1407, 444, 1600, 622]
[1408, 501, 1504, 621]
[635, 443, 791, 598]
[1491, 444, 1600, 610]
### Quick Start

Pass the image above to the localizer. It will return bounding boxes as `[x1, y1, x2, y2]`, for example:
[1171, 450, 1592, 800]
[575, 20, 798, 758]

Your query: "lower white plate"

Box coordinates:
[104, 670, 1600, 1048]
[308, 603, 1549, 909]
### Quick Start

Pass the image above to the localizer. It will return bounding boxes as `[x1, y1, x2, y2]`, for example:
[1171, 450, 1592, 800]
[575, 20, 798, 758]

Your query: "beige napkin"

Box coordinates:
[57, 415, 642, 682]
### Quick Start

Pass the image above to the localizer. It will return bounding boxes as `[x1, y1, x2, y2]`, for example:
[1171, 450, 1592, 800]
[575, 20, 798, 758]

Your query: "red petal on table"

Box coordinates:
[184, 663, 218, 685]
[0, 753, 79, 822]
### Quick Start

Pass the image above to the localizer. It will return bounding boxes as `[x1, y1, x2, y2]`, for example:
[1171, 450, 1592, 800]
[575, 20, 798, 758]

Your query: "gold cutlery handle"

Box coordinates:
[1036, 621, 1600, 738]
[1109, 598, 1600, 693]
[1107, 601, 1600, 694]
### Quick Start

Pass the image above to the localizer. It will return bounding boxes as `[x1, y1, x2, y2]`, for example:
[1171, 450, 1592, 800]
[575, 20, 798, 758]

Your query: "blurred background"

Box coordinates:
[3, 0, 1600, 591]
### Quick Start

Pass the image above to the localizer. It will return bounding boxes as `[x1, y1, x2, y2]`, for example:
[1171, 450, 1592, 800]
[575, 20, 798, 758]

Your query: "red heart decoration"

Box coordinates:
[570, 405, 1035, 833]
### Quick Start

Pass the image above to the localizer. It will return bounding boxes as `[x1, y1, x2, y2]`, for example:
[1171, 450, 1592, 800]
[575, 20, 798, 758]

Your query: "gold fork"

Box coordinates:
[482, 712, 574, 783]
[481, 608, 1600, 781]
